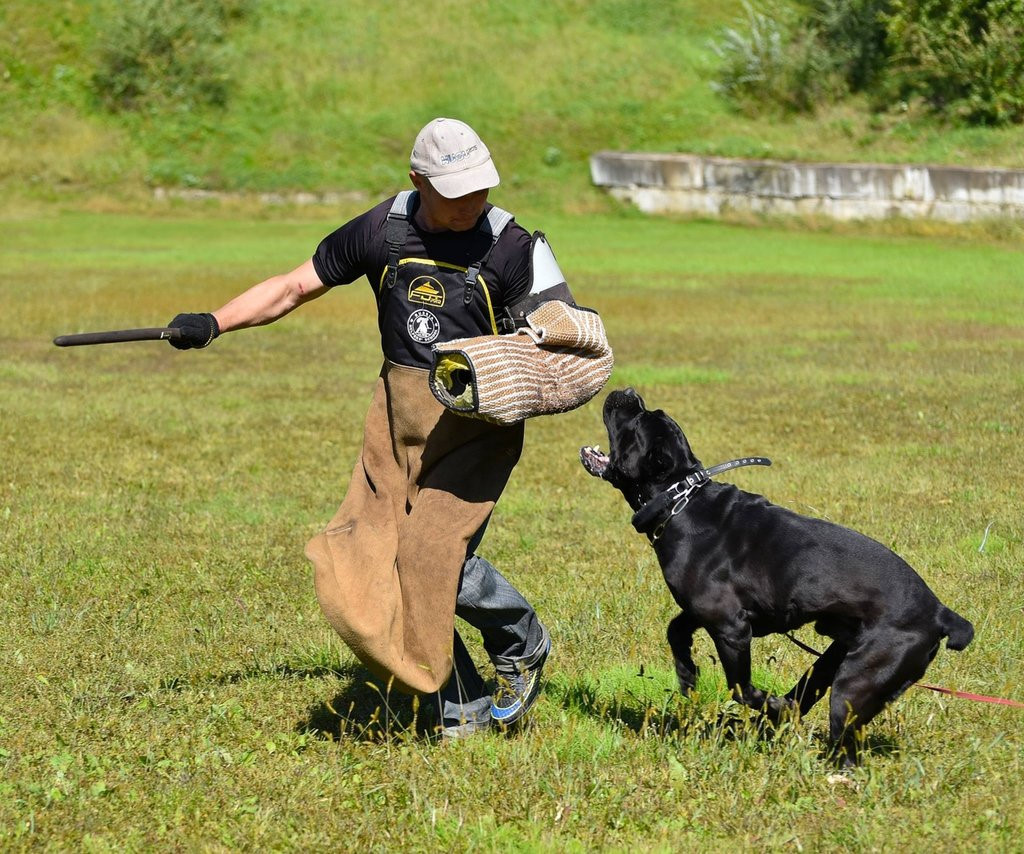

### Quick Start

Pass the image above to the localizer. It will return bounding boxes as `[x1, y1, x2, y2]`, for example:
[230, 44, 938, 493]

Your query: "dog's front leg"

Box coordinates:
[707, 618, 764, 709]
[667, 612, 699, 694]
[708, 617, 793, 722]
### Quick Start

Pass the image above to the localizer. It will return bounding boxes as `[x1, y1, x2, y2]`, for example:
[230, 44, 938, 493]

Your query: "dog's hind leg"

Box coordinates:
[785, 640, 849, 716]
[667, 612, 699, 694]
[826, 632, 937, 766]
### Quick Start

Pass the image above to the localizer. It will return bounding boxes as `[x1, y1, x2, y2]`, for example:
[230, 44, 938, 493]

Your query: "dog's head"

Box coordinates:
[580, 388, 702, 509]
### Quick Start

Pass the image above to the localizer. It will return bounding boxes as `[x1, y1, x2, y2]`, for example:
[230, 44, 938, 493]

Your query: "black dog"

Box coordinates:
[581, 388, 973, 764]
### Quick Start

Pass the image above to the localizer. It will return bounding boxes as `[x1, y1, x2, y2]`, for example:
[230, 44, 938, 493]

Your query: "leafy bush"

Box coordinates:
[711, 0, 1024, 125]
[803, 0, 890, 92]
[91, 0, 250, 113]
[884, 0, 1024, 125]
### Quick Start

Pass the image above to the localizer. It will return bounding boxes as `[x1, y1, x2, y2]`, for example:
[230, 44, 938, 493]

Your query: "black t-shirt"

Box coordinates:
[312, 195, 533, 308]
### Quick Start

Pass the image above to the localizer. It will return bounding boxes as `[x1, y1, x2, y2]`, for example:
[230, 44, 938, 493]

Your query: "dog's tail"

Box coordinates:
[939, 607, 974, 651]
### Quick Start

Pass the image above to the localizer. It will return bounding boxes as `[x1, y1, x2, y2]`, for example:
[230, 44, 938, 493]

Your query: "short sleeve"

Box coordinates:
[311, 201, 389, 287]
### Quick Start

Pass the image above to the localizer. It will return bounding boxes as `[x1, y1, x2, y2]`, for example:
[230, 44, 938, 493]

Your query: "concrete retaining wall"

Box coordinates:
[590, 151, 1024, 222]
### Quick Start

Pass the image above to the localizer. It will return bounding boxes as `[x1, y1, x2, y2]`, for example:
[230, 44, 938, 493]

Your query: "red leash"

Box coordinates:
[783, 633, 1024, 709]
[914, 682, 1024, 708]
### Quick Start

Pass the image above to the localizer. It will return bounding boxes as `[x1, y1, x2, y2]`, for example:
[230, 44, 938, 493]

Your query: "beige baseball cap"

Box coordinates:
[410, 118, 500, 199]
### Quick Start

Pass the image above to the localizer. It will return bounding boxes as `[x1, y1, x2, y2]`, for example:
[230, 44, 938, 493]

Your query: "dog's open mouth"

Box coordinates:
[580, 445, 610, 478]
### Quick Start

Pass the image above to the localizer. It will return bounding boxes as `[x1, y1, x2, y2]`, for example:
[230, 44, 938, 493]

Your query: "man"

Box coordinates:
[167, 118, 556, 737]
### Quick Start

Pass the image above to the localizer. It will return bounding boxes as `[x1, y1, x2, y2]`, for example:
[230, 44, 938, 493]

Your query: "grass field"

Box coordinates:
[3, 0, 1024, 211]
[1, 205, 1022, 850]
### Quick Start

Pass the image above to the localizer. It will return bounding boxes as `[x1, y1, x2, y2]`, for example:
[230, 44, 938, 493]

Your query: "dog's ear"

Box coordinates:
[644, 443, 675, 478]
[644, 414, 700, 479]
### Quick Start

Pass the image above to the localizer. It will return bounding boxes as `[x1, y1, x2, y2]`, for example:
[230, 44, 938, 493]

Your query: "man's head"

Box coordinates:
[409, 118, 499, 232]
[410, 117, 499, 198]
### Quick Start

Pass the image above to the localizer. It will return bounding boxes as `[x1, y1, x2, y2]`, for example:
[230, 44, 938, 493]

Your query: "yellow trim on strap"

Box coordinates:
[378, 257, 468, 290]
[477, 276, 498, 335]
[398, 258, 469, 273]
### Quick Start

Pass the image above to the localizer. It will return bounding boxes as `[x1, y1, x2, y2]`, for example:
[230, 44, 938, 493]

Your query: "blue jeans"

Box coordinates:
[434, 523, 546, 728]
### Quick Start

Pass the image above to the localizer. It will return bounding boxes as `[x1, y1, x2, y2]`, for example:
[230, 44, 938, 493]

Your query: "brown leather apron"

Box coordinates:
[305, 361, 523, 694]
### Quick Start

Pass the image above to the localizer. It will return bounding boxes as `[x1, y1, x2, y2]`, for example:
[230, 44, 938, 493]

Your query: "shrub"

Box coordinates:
[884, 0, 1024, 125]
[803, 0, 890, 92]
[91, 0, 249, 114]
[711, 0, 1024, 125]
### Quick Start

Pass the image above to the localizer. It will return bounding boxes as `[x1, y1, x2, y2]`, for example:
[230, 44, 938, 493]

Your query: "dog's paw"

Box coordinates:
[675, 673, 697, 696]
[674, 659, 698, 695]
[580, 445, 609, 477]
[764, 694, 797, 723]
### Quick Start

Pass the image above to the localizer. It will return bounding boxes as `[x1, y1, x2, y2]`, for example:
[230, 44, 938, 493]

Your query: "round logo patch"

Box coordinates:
[407, 309, 440, 344]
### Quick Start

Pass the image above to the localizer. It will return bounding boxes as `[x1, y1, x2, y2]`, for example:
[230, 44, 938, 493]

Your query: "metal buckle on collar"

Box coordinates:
[651, 481, 705, 541]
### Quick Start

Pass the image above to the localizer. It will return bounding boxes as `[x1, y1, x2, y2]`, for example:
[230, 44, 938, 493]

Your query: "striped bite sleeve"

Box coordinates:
[429, 301, 614, 425]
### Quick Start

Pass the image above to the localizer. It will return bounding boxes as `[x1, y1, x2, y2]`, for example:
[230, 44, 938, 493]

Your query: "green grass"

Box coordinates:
[2, 207, 1023, 849]
[3, 1, 1022, 847]
[2, 0, 1024, 212]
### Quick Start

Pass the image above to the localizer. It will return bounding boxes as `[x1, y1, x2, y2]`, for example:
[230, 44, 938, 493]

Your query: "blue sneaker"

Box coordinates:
[490, 628, 551, 727]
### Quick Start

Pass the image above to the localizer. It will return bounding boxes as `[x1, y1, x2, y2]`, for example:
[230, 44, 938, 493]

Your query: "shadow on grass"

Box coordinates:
[158, 662, 349, 692]
[295, 663, 439, 742]
[549, 674, 901, 765]
[157, 660, 439, 742]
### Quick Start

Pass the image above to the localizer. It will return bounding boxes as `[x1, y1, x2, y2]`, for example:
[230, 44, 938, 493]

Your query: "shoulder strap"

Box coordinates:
[382, 190, 417, 290]
[463, 205, 514, 306]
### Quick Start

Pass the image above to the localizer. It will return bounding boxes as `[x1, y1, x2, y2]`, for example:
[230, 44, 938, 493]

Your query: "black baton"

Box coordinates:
[53, 327, 183, 347]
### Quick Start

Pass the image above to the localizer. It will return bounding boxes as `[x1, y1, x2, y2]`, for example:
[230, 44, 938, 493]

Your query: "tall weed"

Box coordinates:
[709, 1, 841, 114]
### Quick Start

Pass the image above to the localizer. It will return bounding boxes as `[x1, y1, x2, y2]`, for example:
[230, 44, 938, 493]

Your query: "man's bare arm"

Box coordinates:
[213, 259, 328, 333]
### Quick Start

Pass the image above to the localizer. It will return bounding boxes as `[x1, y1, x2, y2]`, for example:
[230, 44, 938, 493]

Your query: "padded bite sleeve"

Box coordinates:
[429, 300, 614, 425]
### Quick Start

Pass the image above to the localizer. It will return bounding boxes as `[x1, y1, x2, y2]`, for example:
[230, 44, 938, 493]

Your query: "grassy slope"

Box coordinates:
[2, 210, 1023, 850]
[2, 0, 1024, 211]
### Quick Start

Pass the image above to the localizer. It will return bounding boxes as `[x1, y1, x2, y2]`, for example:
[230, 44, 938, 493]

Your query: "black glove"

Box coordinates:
[167, 313, 220, 350]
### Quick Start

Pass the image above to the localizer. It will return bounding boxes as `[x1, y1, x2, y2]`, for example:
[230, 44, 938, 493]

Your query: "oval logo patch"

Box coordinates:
[407, 309, 440, 344]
